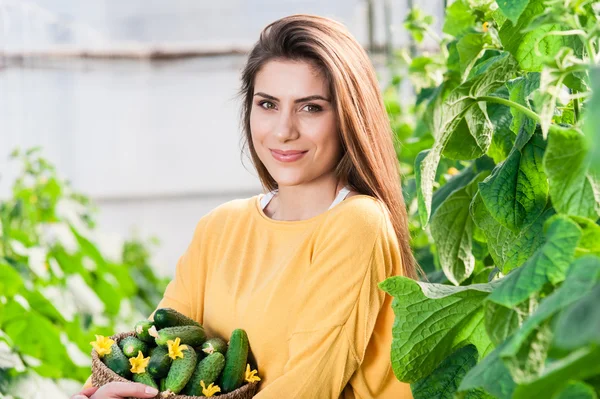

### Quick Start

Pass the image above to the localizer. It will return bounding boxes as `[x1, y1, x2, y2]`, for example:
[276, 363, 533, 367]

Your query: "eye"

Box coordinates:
[258, 100, 275, 110]
[303, 104, 322, 113]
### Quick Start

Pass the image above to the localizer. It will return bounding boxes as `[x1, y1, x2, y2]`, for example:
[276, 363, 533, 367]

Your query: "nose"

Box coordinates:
[274, 108, 299, 141]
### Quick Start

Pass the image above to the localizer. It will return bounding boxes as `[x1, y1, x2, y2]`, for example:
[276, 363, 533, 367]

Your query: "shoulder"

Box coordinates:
[191, 196, 256, 233]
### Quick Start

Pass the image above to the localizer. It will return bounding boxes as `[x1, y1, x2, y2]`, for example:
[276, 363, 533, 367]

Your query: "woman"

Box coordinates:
[76, 14, 417, 399]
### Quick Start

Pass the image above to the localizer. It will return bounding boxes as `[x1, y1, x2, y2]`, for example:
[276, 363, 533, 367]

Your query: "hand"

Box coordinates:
[87, 382, 159, 399]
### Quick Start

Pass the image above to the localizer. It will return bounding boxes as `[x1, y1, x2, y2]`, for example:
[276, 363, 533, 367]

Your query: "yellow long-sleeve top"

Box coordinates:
[86, 194, 412, 398]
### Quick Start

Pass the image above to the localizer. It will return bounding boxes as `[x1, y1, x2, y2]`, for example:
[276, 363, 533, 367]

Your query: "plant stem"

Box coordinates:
[476, 96, 540, 122]
[573, 91, 580, 124]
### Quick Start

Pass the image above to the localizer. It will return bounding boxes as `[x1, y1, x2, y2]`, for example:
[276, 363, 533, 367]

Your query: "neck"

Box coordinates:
[269, 174, 345, 221]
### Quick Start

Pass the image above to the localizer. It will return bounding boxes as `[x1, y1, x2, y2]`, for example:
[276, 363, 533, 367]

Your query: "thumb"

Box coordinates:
[101, 382, 159, 398]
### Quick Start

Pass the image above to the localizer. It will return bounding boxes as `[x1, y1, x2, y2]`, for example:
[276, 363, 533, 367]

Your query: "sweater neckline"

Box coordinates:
[253, 192, 373, 227]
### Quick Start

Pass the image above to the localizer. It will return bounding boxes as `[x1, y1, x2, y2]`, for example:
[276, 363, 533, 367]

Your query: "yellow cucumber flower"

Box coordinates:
[245, 364, 261, 383]
[90, 335, 114, 358]
[129, 350, 151, 374]
[482, 21, 490, 32]
[200, 381, 221, 397]
[167, 337, 189, 360]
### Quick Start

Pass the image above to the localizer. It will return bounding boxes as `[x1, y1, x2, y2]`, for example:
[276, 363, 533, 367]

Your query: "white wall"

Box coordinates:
[0, 0, 445, 276]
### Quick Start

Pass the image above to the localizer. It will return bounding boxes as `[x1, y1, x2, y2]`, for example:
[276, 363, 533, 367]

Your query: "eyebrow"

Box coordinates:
[253, 92, 331, 103]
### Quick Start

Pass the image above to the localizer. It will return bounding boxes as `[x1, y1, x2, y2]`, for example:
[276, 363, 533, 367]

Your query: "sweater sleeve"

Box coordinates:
[254, 206, 399, 398]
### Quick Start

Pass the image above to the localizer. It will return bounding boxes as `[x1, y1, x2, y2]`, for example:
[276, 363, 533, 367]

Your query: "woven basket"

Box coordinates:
[91, 331, 259, 399]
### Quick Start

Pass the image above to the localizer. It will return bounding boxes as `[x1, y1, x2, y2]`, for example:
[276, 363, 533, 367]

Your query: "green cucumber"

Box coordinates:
[154, 308, 201, 329]
[218, 329, 249, 393]
[155, 326, 206, 347]
[164, 346, 198, 394]
[201, 337, 227, 355]
[134, 320, 155, 344]
[103, 343, 131, 379]
[133, 372, 158, 389]
[159, 378, 167, 392]
[119, 336, 150, 358]
[183, 352, 226, 395]
[147, 345, 172, 379]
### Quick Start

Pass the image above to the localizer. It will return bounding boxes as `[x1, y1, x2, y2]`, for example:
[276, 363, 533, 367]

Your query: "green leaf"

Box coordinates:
[484, 301, 520, 346]
[459, 341, 516, 399]
[500, 255, 600, 357]
[431, 172, 489, 285]
[411, 345, 479, 399]
[479, 128, 548, 232]
[443, 103, 494, 160]
[585, 68, 600, 179]
[378, 277, 495, 382]
[513, 346, 600, 399]
[471, 192, 553, 273]
[571, 216, 600, 257]
[507, 73, 540, 136]
[444, 0, 476, 37]
[418, 53, 518, 225]
[544, 127, 600, 220]
[499, 0, 583, 72]
[553, 283, 600, 351]
[486, 88, 515, 163]
[496, 0, 530, 23]
[488, 215, 582, 307]
[554, 382, 598, 399]
[0, 262, 24, 297]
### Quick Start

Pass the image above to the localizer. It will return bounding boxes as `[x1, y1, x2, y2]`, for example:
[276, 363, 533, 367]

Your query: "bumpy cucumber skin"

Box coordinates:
[155, 326, 206, 347]
[134, 320, 155, 344]
[133, 372, 158, 389]
[183, 352, 226, 395]
[159, 378, 167, 392]
[218, 329, 249, 393]
[154, 308, 201, 329]
[119, 336, 150, 358]
[103, 343, 131, 379]
[201, 337, 228, 355]
[147, 345, 172, 379]
[165, 346, 198, 394]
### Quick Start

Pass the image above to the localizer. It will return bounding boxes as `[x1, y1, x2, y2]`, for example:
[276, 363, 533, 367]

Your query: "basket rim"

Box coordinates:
[91, 330, 259, 398]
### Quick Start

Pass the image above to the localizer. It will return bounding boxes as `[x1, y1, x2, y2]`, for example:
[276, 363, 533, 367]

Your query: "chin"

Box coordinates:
[268, 171, 308, 187]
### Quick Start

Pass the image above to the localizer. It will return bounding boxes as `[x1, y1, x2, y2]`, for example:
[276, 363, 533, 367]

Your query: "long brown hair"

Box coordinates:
[237, 14, 420, 280]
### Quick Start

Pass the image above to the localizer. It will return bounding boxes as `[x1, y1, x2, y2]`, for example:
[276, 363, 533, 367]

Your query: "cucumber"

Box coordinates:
[133, 372, 158, 389]
[134, 320, 155, 344]
[154, 308, 201, 329]
[218, 329, 249, 393]
[159, 378, 167, 392]
[119, 336, 150, 358]
[155, 326, 206, 347]
[201, 337, 227, 355]
[103, 343, 131, 379]
[183, 352, 225, 395]
[147, 345, 172, 379]
[164, 346, 198, 394]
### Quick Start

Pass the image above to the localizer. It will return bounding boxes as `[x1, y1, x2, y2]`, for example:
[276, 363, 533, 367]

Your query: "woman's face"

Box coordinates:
[250, 59, 342, 188]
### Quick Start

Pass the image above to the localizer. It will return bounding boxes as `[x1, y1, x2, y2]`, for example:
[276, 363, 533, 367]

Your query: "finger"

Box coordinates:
[101, 382, 159, 397]
[80, 388, 99, 396]
[72, 396, 89, 399]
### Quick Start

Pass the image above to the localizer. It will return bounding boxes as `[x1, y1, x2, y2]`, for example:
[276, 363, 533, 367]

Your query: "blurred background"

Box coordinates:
[0, 0, 444, 277]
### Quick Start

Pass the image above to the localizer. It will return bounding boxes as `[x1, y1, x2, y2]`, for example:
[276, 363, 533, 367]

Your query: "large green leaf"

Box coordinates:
[378, 277, 495, 382]
[431, 172, 489, 285]
[488, 215, 582, 307]
[418, 53, 518, 225]
[496, 0, 530, 23]
[499, 0, 583, 72]
[486, 89, 515, 164]
[499, 256, 600, 383]
[411, 345, 479, 399]
[479, 128, 548, 232]
[571, 216, 600, 257]
[470, 192, 553, 273]
[543, 127, 600, 220]
[554, 382, 598, 399]
[506, 74, 540, 137]
[459, 341, 516, 399]
[443, 0, 476, 37]
[553, 283, 600, 351]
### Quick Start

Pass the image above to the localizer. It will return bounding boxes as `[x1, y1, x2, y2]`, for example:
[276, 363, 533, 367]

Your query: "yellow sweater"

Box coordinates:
[86, 194, 412, 398]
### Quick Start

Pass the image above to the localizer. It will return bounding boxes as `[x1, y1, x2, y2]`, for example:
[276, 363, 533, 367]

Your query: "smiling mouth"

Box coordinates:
[270, 149, 308, 162]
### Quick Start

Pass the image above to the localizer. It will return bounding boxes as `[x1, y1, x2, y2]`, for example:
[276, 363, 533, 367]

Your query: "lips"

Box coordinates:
[270, 149, 308, 162]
